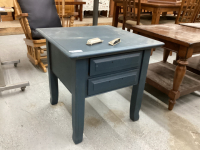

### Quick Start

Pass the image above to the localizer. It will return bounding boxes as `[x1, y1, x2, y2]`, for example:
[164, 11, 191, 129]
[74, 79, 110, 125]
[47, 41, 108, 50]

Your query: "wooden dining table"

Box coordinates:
[132, 24, 200, 110]
[112, 0, 181, 26]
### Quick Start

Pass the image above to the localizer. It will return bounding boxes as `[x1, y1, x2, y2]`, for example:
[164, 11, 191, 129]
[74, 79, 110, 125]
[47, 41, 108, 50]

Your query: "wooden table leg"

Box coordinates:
[80, 4, 83, 21]
[168, 60, 188, 110]
[163, 49, 171, 62]
[168, 46, 192, 110]
[130, 49, 151, 121]
[112, 2, 119, 27]
[151, 8, 161, 24]
[162, 12, 167, 16]
[75, 5, 78, 20]
[47, 42, 59, 105]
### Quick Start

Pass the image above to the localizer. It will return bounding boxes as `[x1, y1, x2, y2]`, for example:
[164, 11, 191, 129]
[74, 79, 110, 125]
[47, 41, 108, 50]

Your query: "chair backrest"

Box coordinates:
[175, 0, 200, 24]
[55, 0, 74, 16]
[122, 0, 141, 30]
[55, 0, 75, 27]
[14, 0, 32, 40]
[56, 0, 65, 26]
[14, 0, 62, 39]
[193, 7, 200, 22]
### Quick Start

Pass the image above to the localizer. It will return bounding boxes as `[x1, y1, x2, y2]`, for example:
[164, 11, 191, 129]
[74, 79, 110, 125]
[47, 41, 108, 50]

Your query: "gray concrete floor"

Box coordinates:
[0, 28, 200, 150]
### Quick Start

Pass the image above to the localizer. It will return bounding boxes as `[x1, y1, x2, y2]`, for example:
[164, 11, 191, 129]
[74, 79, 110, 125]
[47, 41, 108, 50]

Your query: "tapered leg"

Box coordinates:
[130, 49, 151, 121]
[112, 3, 119, 27]
[163, 48, 170, 62]
[75, 5, 78, 20]
[80, 4, 83, 21]
[71, 59, 88, 144]
[46, 41, 58, 105]
[72, 92, 85, 144]
[168, 60, 188, 110]
[49, 70, 58, 105]
[152, 8, 161, 24]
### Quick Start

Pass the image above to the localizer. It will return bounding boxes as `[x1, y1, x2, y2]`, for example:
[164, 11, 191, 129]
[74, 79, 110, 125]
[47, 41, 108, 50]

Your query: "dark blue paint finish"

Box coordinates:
[37, 26, 163, 59]
[90, 52, 142, 76]
[37, 26, 164, 144]
[88, 69, 139, 96]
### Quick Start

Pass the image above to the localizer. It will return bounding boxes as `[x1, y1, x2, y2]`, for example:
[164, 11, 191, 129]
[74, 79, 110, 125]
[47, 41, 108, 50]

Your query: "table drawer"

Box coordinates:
[88, 70, 139, 96]
[90, 52, 142, 76]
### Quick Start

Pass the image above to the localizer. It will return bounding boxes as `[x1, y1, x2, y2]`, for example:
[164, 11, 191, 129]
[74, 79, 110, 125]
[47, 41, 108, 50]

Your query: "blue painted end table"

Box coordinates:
[37, 26, 164, 144]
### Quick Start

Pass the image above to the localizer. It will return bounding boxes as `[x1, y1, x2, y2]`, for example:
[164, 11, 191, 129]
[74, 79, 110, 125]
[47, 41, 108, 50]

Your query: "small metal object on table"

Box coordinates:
[0, 59, 30, 92]
[37, 26, 163, 144]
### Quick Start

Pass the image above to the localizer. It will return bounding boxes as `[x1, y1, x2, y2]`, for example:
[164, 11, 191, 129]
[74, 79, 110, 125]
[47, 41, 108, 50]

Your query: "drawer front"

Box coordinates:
[88, 70, 139, 96]
[90, 52, 142, 76]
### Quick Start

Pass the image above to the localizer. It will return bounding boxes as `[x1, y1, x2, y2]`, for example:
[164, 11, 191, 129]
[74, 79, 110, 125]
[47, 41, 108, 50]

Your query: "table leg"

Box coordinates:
[75, 5, 78, 20]
[80, 4, 83, 21]
[130, 49, 151, 121]
[163, 49, 171, 62]
[72, 92, 85, 144]
[162, 12, 167, 16]
[112, 2, 119, 27]
[47, 42, 58, 105]
[168, 60, 188, 110]
[151, 8, 161, 24]
[72, 59, 88, 144]
[168, 46, 192, 110]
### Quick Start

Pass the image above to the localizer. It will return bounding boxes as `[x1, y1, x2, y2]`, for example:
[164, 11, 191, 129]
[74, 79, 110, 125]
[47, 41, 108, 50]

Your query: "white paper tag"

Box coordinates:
[69, 50, 83, 53]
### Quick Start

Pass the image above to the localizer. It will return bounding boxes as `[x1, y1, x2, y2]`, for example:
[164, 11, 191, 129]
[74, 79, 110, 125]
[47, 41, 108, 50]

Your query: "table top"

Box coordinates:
[55, 0, 86, 5]
[37, 26, 163, 59]
[0, 7, 14, 13]
[113, 0, 181, 7]
[132, 24, 200, 47]
[180, 23, 200, 29]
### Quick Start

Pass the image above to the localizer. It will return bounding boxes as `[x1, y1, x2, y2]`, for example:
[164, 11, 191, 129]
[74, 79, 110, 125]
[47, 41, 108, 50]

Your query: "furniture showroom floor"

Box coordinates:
[0, 33, 200, 150]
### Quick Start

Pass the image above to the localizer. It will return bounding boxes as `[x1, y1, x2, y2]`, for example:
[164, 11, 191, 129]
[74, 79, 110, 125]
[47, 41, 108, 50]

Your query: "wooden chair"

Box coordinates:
[56, 0, 78, 27]
[193, 5, 200, 22]
[163, 0, 200, 62]
[175, 0, 200, 24]
[118, 0, 141, 31]
[14, 0, 76, 72]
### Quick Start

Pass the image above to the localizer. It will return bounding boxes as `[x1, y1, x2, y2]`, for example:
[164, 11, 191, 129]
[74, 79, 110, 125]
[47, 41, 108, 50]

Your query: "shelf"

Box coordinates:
[146, 61, 200, 97]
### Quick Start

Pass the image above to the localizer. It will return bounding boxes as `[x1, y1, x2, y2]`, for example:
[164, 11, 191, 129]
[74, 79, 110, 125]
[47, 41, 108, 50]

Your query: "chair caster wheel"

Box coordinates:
[21, 87, 26, 91]
[14, 63, 18, 67]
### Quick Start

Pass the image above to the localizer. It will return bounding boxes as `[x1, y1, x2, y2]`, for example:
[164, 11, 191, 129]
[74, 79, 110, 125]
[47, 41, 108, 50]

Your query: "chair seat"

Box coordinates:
[32, 30, 44, 39]
[118, 16, 142, 27]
